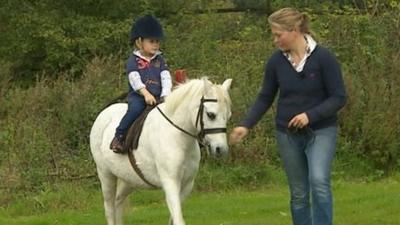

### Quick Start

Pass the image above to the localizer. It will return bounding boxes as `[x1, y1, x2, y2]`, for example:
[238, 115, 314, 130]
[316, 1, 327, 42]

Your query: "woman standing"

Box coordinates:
[230, 8, 346, 225]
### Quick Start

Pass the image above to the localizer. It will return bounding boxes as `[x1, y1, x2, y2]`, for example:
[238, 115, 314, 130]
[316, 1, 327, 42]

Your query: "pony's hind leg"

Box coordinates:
[98, 168, 118, 225]
[115, 180, 134, 225]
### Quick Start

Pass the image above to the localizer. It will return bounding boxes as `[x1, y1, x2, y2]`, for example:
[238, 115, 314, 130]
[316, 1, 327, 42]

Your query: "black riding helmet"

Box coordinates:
[130, 15, 164, 42]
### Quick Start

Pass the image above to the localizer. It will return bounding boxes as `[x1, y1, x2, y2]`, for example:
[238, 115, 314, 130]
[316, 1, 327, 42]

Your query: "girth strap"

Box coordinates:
[128, 149, 158, 188]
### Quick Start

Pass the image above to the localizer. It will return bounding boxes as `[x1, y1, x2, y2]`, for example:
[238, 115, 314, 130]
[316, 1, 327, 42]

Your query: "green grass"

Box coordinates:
[0, 177, 399, 225]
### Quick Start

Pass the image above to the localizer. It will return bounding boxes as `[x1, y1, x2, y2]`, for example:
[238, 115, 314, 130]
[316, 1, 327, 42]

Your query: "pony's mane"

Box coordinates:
[164, 78, 231, 114]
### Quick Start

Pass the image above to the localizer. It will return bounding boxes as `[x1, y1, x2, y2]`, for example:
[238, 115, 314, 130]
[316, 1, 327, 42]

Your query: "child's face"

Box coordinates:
[140, 38, 160, 56]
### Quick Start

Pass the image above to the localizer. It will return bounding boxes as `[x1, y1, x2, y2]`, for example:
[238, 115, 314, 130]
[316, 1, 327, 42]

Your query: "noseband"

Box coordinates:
[156, 97, 227, 145]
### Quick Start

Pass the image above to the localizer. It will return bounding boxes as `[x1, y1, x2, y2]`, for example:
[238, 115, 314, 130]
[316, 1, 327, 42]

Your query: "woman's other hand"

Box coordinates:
[288, 112, 309, 129]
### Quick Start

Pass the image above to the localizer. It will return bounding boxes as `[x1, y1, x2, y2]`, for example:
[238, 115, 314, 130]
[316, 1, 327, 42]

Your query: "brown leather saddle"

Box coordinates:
[123, 104, 157, 153]
[123, 104, 159, 188]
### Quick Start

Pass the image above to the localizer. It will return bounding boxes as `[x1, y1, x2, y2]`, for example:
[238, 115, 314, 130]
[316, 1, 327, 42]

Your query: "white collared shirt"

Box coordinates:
[133, 50, 162, 61]
[283, 34, 317, 72]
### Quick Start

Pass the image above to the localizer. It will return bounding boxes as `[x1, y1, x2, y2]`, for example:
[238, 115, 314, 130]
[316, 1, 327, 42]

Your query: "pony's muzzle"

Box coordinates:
[210, 143, 229, 157]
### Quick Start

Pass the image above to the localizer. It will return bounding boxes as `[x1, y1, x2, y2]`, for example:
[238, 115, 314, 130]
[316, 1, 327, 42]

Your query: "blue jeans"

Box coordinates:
[115, 94, 146, 137]
[276, 126, 338, 225]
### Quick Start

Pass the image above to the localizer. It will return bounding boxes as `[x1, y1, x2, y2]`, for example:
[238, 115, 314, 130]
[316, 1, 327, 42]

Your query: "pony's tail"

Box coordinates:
[100, 91, 129, 111]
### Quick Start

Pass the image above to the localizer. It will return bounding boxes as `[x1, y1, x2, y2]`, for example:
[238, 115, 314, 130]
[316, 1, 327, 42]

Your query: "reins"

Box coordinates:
[156, 96, 227, 146]
[156, 107, 198, 139]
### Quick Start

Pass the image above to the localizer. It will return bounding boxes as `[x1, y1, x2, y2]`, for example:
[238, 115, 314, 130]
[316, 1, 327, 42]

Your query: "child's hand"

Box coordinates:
[144, 93, 156, 105]
[139, 88, 156, 105]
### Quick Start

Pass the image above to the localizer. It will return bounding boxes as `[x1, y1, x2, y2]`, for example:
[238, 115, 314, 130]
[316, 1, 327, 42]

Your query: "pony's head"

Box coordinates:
[164, 77, 232, 157]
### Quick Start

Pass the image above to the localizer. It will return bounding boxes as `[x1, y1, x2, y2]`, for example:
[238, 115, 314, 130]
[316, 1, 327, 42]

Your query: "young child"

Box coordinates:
[110, 15, 172, 153]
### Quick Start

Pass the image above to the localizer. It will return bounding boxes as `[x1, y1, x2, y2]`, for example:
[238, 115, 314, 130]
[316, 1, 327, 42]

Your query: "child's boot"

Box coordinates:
[110, 135, 124, 153]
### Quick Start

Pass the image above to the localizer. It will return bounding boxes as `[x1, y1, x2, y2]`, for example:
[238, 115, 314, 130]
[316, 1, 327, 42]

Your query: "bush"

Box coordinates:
[314, 11, 400, 173]
[0, 56, 125, 190]
[1, 5, 399, 194]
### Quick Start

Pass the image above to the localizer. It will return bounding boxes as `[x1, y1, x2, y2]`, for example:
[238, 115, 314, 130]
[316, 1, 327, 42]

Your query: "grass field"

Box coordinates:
[0, 177, 399, 225]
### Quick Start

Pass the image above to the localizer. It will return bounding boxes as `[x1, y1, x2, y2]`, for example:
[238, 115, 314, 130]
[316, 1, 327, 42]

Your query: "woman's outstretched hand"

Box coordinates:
[229, 126, 249, 144]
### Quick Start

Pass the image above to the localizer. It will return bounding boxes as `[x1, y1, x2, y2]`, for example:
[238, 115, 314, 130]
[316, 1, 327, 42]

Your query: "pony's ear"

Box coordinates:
[203, 77, 213, 95]
[222, 78, 233, 91]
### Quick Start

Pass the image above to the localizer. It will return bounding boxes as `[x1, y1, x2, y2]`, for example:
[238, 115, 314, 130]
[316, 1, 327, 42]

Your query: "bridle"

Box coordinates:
[156, 96, 227, 146]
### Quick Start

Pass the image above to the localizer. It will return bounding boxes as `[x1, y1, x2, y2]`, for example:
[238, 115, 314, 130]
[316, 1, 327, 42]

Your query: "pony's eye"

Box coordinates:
[206, 112, 216, 120]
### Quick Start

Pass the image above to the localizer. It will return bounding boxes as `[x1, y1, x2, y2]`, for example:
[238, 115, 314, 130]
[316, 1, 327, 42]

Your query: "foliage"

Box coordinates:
[231, 0, 400, 12]
[0, 0, 130, 85]
[0, 56, 125, 191]
[0, 1, 399, 193]
[314, 10, 400, 173]
[0, 0, 206, 85]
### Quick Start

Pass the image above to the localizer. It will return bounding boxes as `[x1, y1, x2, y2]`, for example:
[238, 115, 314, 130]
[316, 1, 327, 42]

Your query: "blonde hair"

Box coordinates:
[133, 38, 142, 50]
[268, 7, 311, 34]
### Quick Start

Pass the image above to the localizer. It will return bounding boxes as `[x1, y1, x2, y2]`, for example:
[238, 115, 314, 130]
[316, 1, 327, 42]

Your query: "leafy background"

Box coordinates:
[0, 0, 399, 198]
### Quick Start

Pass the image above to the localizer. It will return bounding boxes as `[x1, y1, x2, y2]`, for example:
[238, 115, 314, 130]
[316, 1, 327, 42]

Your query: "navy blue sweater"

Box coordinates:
[241, 46, 346, 131]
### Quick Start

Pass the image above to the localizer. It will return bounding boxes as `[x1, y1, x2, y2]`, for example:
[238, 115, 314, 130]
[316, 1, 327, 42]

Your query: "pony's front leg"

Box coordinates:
[168, 180, 195, 225]
[162, 179, 185, 225]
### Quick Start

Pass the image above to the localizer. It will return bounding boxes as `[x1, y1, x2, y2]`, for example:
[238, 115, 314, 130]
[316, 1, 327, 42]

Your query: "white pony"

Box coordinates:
[90, 78, 232, 225]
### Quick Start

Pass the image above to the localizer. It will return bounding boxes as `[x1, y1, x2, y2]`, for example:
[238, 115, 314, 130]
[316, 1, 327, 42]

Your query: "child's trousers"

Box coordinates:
[115, 94, 146, 137]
